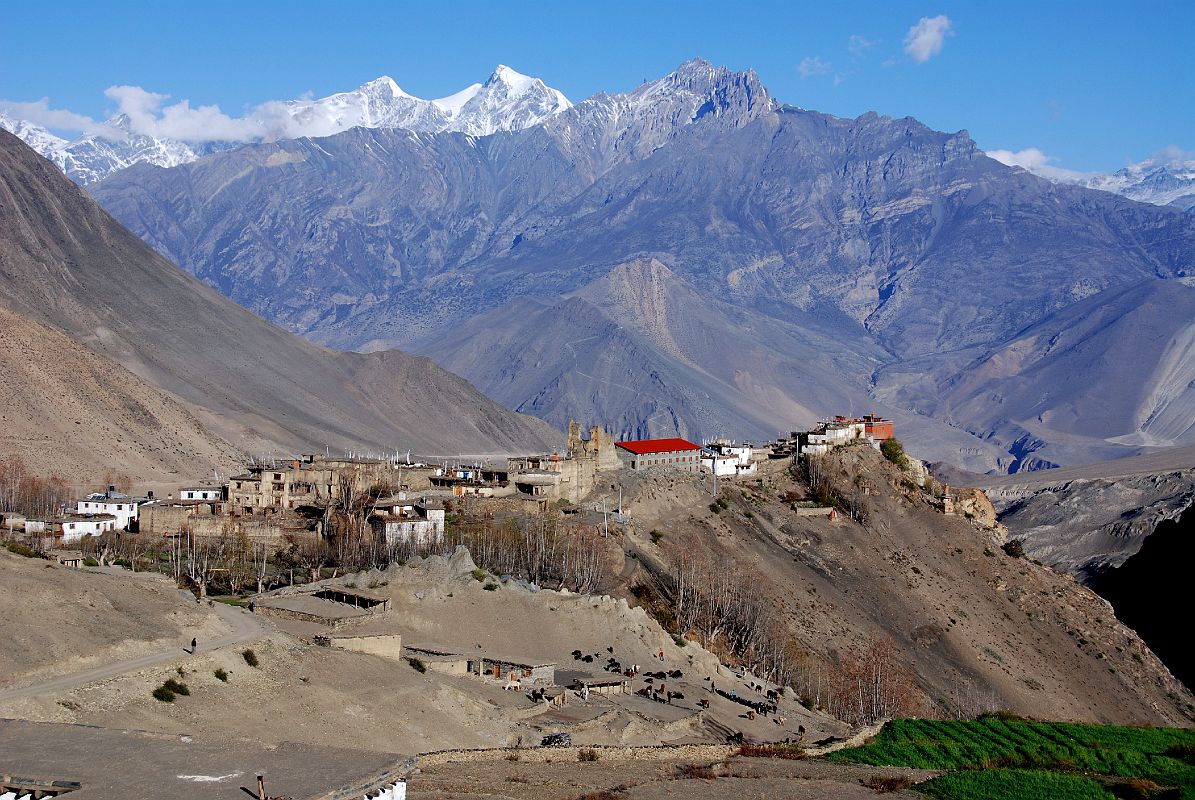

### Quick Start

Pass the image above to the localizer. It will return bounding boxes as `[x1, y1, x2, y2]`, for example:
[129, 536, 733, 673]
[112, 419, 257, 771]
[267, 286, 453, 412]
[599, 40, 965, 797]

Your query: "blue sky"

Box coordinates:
[1, 0, 1190, 172]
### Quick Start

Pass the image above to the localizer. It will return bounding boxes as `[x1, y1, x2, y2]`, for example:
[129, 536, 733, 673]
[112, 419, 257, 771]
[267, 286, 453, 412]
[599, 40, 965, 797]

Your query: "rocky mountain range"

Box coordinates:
[0, 129, 557, 480]
[87, 59, 1195, 473]
[0, 65, 570, 185]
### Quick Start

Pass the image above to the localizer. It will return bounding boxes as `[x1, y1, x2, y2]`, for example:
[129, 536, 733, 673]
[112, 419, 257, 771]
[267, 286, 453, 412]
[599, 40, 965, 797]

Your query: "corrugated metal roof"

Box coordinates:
[615, 437, 702, 455]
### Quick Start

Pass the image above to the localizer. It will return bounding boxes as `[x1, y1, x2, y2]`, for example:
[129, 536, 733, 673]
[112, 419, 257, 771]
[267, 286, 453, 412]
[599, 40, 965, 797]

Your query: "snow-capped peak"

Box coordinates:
[3, 64, 573, 184]
[359, 75, 411, 99]
[488, 64, 537, 94]
[432, 83, 483, 116]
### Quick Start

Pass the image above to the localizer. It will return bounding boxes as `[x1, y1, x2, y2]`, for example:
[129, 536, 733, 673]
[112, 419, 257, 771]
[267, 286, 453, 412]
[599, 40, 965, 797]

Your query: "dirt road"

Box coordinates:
[0, 600, 270, 702]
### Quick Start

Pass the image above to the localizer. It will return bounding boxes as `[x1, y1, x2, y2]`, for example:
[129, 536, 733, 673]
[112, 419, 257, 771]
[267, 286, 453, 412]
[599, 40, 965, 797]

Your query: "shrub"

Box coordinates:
[862, 774, 911, 793]
[152, 686, 175, 702]
[650, 530, 665, 544]
[83, 557, 99, 567]
[4, 541, 38, 558]
[671, 632, 688, 648]
[1165, 742, 1195, 764]
[675, 763, 717, 780]
[176, 666, 186, 677]
[880, 438, 910, 471]
[241, 649, 259, 668]
[162, 678, 189, 696]
[709, 503, 722, 514]
[1002, 539, 1026, 558]
[579, 749, 600, 762]
[738, 743, 804, 759]
[214, 668, 228, 682]
[472, 568, 487, 582]
[504, 752, 520, 762]
[483, 582, 498, 591]
[407, 657, 427, 673]
[716, 498, 729, 510]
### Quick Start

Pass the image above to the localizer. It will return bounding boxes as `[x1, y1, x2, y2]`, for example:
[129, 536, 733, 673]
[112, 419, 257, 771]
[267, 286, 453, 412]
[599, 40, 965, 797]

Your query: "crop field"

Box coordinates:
[830, 716, 1195, 799]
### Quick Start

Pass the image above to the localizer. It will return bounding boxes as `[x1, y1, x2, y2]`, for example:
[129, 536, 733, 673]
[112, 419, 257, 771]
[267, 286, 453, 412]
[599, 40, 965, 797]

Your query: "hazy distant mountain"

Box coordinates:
[0, 129, 558, 467]
[1075, 158, 1195, 212]
[90, 59, 1195, 473]
[990, 150, 1195, 212]
[0, 65, 570, 184]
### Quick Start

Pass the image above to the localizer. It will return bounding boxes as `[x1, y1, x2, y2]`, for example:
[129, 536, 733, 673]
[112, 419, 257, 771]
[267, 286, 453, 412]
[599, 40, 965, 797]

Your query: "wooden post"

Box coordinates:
[256, 774, 266, 800]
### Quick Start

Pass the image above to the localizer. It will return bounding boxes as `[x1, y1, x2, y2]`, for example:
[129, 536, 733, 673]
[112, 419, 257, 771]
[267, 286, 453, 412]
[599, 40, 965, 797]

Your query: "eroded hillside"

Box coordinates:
[594, 446, 1193, 726]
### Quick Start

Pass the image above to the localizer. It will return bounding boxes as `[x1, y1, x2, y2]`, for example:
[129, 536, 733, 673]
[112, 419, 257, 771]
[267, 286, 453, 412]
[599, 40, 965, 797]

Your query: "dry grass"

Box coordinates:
[674, 763, 718, 780]
[738, 742, 805, 760]
[862, 774, 912, 793]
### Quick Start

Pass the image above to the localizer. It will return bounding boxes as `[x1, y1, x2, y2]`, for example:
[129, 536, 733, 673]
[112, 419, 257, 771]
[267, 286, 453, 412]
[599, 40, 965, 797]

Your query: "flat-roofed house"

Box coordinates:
[615, 438, 703, 473]
[57, 513, 118, 541]
[370, 496, 446, 546]
[76, 487, 148, 530]
[179, 485, 224, 501]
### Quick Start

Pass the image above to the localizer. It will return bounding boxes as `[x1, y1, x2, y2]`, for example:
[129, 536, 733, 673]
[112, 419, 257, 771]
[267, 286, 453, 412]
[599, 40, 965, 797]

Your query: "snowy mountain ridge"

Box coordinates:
[0, 65, 571, 184]
[1074, 159, 1195, 212]
[989, 148, 1195, 213]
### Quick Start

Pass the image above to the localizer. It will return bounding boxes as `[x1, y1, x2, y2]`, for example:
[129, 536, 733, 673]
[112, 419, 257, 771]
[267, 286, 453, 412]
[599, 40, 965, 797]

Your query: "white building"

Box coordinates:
[370, 495, 446, 547]
[76, 488, 147, 530]
[58, 514, 118, 541]
[179, 486, 222, 501]
[701, 438, 759, 477]
[799, 421, 867, 457]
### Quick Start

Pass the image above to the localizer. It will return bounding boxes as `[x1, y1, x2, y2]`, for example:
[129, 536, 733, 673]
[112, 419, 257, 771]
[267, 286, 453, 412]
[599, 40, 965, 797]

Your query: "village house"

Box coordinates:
[615, 437, 703, 472]
[507, 421, 621, 502]
[369, 495, 446, 546]
[403, 646, 556, 689]
[429, 464, 514, 497]
[797, 414, 895, 458]
[700, 437, 759, 477]
[76, 487, 150, 530]
[179, 485, 224, 502]
[228, 454, 406, 515]
[56, 513, 118, 541]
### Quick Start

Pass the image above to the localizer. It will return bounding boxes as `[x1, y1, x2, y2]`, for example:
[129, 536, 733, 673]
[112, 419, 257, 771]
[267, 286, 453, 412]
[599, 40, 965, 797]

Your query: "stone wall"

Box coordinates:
[315, 634, 404, 660]
[418, 742, 737, 767]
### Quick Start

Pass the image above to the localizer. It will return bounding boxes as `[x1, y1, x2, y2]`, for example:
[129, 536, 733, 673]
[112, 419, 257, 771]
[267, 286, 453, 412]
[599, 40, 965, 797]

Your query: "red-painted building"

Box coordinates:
[862, 414, 894, 442]
[615, 437, 703, 472]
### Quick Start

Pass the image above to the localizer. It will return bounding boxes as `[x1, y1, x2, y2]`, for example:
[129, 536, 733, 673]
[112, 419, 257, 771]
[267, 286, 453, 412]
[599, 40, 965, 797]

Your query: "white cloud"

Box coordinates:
[0, 98, 102, 134]
[798, 56, 833, 79]
[986, 147, 1092, 181]
[1145, 145, 1195, 166]
[848, 35, 877, 58]
[103, 85, 267, 142]
[903, 15, 953, 63]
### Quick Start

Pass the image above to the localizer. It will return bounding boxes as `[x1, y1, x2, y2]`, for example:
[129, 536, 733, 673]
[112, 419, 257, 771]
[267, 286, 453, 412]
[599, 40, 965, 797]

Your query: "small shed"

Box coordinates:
[313, 586, 391, 612]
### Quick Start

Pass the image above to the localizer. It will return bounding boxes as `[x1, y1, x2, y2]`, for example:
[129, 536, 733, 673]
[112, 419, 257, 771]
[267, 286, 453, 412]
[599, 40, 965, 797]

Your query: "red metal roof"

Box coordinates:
[615, 437, 702, 455]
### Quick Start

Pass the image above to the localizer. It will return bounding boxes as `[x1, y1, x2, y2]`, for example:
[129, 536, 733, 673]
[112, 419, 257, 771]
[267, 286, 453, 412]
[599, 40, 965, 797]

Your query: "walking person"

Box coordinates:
[190, 637, 197, 655]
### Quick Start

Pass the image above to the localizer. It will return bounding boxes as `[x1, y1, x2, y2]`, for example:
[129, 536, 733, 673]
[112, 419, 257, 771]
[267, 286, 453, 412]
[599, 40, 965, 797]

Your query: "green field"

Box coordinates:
[830, 716, 1195, 799]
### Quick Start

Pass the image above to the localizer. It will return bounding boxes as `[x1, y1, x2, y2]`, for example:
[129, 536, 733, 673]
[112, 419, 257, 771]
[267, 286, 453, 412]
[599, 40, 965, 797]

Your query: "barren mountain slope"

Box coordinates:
[418, 258, 1011, 465]
[596, 448, 1193, 726]
[0, 307, 241, 480]
[0, 129, 557, 461]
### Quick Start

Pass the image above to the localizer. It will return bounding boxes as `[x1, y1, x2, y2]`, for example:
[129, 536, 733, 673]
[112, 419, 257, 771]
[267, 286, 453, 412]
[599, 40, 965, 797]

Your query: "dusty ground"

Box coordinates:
[0, 548, 843, 756]
[408, 754, 934, 799]
[0, 549, 229, 687]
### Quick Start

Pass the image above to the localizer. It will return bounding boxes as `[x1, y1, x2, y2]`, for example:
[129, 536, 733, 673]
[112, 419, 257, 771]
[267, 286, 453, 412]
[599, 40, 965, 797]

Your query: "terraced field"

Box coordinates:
[831, 717, 1195, 799]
